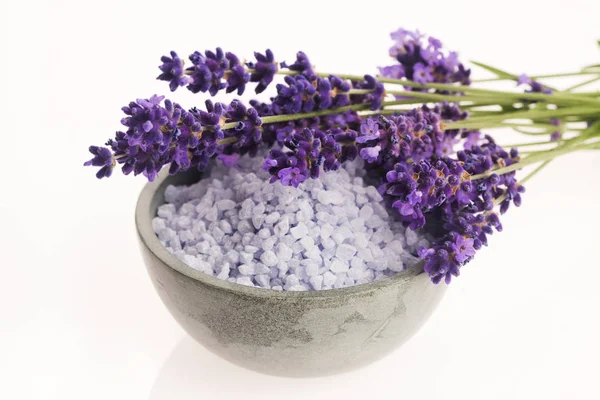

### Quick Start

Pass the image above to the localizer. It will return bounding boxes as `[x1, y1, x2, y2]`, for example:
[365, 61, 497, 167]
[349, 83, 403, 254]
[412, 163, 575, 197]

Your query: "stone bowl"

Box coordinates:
[135, 169, 447, 377]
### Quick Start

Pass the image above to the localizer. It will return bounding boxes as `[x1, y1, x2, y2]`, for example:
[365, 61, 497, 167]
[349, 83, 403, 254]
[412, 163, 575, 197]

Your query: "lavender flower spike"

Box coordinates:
[157, 51, 193, 92]
[186, 48, 229, 96]
[247, 49, 278, 93]
[84, 146, 114, 179]
[380, 28, 472, 89]
[281, 51, 316, 80]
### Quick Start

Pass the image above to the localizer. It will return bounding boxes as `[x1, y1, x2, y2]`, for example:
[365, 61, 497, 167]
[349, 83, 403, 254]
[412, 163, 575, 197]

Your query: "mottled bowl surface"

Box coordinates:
[136, 168, 446, 377]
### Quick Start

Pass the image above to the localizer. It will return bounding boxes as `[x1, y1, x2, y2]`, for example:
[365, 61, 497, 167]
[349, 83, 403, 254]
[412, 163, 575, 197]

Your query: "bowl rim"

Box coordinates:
[135, 169, 425, 299]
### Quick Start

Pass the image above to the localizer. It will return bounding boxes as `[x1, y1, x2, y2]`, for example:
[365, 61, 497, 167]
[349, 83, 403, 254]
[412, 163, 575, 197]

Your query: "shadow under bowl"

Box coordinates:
[135, 169, 446, 377]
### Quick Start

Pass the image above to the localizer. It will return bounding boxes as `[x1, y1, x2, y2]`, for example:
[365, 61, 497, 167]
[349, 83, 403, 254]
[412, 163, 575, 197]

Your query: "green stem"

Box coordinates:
[519, 161, 552, 185]
[512, 127, 551, 136]
[222, 102, 372, 129]
[562, 120, 600, 148]
[470, 143, 596, 180]
[569, 90, 600, 97]
[349, 88, 480, 104]
[387, 92, 517, 105]
[510, 126, 586, 137]
[529, 72, 599, 80]
[446, 107, 600, 130]
[472, 71, 600, 83]
[359, 109, 398, 117]
[501, 122, 557, 129]
[461, 102, 520, 110]
[217, 137, 238, 145]
[450, 121, 556, 132]
[386, 82, 600, 106]
[350, 88, 530, 106]
[467, 110, 506, 117]
[389, 83, 599, 106]
[566, 76, 600, 92]
[503, 140, 558, 148]
[222, 98, 451, 130]
[519, 145, 576, 155]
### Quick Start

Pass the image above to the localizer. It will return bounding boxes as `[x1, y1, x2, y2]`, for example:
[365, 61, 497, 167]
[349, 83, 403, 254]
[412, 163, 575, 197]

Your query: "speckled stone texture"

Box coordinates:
[136, 168, 447, 377]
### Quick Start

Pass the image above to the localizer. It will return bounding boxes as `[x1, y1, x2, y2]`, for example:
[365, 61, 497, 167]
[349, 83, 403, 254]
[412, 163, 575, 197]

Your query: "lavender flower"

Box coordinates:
[382, 157, 473, 229]
[547, 118, 562, 141]
[373, 131, 523, 284]
[356, 104, 467, 170]
[281, 51, 315, 80]
[119, 94, 176, 149]
[83, 146, 114, 179]
[360, 146, 381, 163]
[452, 234, 476, 263]
[224, 52, 250, 95]
[273, 75, 317, 114]
[457, 137, 523, 214]
[357, 118, 380, 142]
[216, 153, 240, 167]
[419, 210, 503, 284]
[247, 49, 278, 93]
[272, 75, 340, 114]
[413, 63, 433, 84]
[442, 51, 459, 70]
[87, 95, 264, 180]
[462, 130, 482, 149]
[389, 28, 423, 56]
[157, 51, 193, 92]
[218, 100, 264, 158]
[378, 65, 405, 80]
[263, 127, 354, 185]
[380, 28, 471, 88]
[517, 74, 552, 94]
[278, 167, 306, 187]
[160, 48, 250, 96]
[186, 48, 229, 96]
[351, 75, 385, 110]
[329, 75, 351, 107]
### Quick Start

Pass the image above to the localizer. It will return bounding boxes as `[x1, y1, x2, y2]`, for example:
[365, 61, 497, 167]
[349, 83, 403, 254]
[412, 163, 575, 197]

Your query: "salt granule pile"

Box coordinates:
[152, 155, 430, 291]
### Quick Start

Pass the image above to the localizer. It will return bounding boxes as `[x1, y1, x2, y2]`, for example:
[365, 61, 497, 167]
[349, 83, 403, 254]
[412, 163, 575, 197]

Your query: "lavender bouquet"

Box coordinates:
[85, 28, 600, 286]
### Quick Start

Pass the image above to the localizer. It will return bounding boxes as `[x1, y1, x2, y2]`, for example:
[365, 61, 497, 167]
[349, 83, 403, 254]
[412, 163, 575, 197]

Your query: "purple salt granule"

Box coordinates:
[152, 154, 430, 291]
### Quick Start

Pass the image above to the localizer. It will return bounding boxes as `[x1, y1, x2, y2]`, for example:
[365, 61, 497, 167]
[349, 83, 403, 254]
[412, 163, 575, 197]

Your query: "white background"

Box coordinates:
[2, 0, 600, 399]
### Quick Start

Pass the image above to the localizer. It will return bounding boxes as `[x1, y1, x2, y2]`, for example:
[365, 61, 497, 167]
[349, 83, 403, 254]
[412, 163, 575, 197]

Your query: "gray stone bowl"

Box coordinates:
[135, 169, 447, 377]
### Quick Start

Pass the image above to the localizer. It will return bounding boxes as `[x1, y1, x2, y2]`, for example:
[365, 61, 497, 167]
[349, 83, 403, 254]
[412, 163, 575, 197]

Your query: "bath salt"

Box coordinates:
[152, 154, 430, 291]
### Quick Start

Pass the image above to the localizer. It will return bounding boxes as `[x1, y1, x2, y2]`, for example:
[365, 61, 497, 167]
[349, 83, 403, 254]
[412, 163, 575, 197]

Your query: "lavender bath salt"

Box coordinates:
[152, 155, 430, 291]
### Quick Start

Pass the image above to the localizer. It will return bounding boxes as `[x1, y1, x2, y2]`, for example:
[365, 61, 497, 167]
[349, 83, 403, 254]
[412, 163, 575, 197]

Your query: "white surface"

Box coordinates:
[1, 0, 599, 399]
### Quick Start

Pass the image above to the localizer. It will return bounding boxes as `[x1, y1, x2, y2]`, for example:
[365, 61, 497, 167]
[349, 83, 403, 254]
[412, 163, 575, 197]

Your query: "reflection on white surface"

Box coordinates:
[151, 335, 429, 400]
[150, 337, 251, 399]
[149, 336, 327, 400]
[148, 330, 445, 400]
